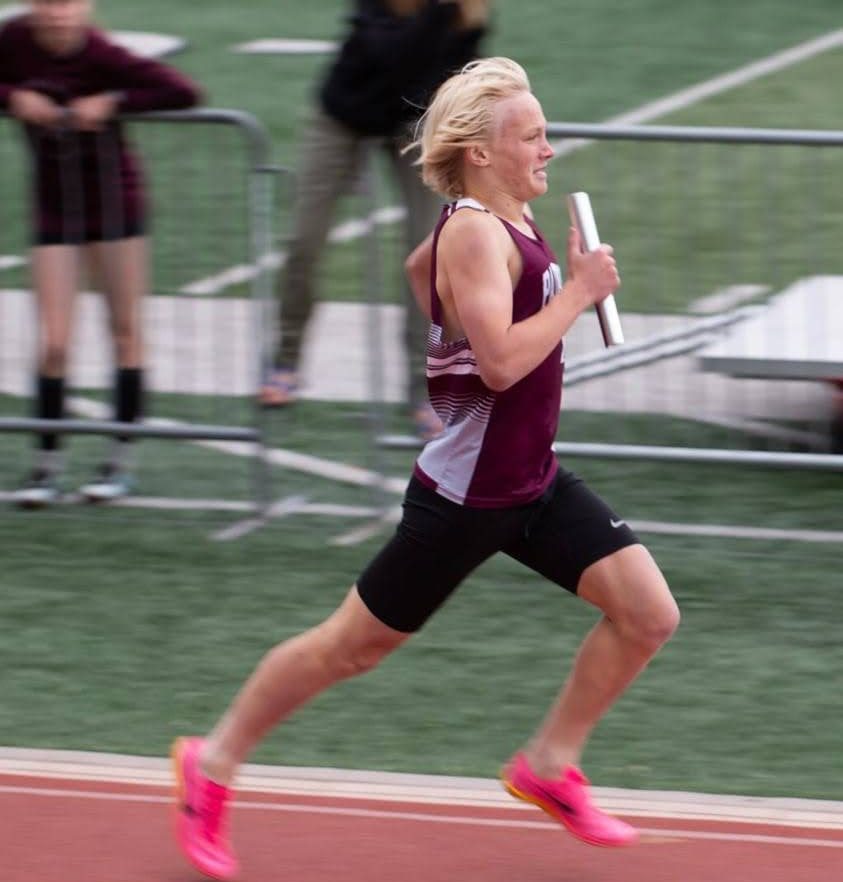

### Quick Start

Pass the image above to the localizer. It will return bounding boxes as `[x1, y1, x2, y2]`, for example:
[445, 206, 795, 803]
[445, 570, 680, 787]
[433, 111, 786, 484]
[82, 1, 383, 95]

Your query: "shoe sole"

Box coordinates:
[501, 774, 635, 848]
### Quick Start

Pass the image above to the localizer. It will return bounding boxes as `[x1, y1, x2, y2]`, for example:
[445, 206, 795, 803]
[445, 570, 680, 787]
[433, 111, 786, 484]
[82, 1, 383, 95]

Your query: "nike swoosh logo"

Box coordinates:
[610, 519, 626, 528]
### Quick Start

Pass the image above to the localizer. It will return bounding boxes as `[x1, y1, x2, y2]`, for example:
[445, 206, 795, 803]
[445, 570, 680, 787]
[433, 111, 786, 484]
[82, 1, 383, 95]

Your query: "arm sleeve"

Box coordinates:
[90, 31, 203, 112]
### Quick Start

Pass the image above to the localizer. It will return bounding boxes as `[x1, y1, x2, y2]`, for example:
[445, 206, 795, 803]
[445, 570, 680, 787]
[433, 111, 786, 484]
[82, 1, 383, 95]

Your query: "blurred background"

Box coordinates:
[0, 0, 841, 799]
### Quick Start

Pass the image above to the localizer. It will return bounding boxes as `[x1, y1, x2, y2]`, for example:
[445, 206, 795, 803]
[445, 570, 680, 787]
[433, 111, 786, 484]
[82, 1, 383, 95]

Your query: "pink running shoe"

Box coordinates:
[501, 752, 638, 847]
[172, 737, 239, 880]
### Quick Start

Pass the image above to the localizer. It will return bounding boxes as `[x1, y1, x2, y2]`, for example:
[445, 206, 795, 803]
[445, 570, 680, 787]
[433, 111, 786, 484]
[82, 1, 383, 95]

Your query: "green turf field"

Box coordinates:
[1, 485, 841, 799]
[2, 2, 843, 799]
[1, 397, 842, 797]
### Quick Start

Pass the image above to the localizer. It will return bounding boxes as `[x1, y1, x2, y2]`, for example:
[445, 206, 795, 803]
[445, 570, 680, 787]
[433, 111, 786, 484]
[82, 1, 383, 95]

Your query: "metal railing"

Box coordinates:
[375, 121, 843, 469]
[0, 108, 280, 504]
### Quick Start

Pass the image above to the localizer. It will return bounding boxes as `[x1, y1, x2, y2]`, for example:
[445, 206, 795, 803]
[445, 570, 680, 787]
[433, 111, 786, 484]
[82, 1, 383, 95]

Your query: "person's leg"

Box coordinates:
[13, 246, 80, 506]
[201, 585, 411, 785]
[172, 585, 410, 880]
[501, 473, 679, 845]
[172, 476, 514, 878]
[524, 544, 680, 776]
[263, 110, 366, 404]
[388, 139, 443, 434]
[91, 237, 145, 370]
[31, 246, 80, 456]
[82, 237, 146, 495]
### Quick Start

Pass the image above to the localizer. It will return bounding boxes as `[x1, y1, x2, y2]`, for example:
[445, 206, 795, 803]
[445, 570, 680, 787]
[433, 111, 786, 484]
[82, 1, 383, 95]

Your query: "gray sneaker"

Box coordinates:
[79, 464, 134, 503]
[12, 469, 61, 509]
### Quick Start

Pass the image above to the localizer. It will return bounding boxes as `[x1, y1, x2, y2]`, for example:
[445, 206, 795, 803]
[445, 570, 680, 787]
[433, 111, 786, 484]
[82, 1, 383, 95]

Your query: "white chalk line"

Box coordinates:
[2, 783, 843, 848]
[3, 748, 842, 830]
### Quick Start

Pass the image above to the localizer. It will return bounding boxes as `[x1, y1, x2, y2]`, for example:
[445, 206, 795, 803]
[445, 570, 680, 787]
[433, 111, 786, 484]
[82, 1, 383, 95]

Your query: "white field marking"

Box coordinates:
[213, 498, 391, 542]
[179, 250, 283, 296]
[631, 520, 843, 544]
[108, 32, 186, 59]
[198, 437, 408, 495]
[210, 493, 309, 541]
[182, 28, 843, 296]
[550, 27, 843, 156]
[179, 206, 406, 295]
[0, 490, 253, 510]
[0, 491, 386, 518]
[0, 255, 27, 272]
[2, 748, 843, 830]
[329, 504, 402, 546]
[3, 785, 843, 847]
[232, 38, 337, 55]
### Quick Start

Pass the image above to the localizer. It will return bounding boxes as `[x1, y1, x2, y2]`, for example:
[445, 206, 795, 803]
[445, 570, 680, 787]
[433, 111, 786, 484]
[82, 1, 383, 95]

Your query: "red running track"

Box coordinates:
[3, 773, 842, 882]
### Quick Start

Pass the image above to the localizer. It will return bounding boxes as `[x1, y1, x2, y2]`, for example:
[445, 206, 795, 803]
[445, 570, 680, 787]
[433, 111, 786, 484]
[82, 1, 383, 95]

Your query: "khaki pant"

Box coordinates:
[276, 108, 441, 407]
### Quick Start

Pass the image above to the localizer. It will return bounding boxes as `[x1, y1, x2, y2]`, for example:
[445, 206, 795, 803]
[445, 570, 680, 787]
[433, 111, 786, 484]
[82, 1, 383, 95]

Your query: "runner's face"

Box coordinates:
[29, 0, 92, 54]
[486, 92, 554, 201]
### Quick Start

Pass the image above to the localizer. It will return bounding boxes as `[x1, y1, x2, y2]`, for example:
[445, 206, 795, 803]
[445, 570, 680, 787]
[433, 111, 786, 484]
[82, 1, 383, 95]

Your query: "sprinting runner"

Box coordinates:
[173, 56, 680, 880]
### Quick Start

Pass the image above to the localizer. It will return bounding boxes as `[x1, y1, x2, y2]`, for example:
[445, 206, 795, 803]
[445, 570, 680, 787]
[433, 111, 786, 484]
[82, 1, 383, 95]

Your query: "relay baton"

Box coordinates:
[566, 192, 624, 347]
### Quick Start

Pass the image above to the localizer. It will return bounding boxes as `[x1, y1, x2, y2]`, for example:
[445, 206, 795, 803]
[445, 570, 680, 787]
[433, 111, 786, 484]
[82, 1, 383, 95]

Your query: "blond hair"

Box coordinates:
[410, 57, 531, 200]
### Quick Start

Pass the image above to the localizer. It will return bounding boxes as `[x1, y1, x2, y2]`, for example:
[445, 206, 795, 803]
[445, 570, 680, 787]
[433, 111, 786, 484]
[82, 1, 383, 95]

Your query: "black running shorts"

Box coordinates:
[356, 468, 640, 633]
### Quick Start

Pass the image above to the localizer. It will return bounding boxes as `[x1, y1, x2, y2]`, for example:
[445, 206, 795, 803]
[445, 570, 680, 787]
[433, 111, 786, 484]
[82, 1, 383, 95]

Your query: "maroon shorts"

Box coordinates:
[28, 125, 146, 245]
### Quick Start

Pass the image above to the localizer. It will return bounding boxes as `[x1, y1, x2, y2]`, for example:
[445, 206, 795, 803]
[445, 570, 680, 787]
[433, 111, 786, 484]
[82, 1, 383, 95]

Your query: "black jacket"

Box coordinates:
[320, 0, 487, 137]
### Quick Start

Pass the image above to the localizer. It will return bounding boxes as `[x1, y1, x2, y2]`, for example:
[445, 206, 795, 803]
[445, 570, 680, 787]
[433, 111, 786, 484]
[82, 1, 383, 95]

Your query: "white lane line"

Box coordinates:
[632, 520, 843, 544]
[3, 748, 842, 829]
[2, 784, 843, 848]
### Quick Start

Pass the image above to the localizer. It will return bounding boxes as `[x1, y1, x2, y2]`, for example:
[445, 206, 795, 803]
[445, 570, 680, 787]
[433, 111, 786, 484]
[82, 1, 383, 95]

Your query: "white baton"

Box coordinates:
[566, 192, 624, 347]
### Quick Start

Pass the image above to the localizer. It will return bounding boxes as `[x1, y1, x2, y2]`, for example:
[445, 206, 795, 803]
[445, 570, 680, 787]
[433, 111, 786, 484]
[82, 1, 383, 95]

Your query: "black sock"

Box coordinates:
[115, 367, 143, 442]
[36, 374, 64, 452]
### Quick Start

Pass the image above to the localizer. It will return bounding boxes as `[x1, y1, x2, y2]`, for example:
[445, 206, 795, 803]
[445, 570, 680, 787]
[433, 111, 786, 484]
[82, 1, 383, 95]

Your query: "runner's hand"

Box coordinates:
[565, 226, 620, 307]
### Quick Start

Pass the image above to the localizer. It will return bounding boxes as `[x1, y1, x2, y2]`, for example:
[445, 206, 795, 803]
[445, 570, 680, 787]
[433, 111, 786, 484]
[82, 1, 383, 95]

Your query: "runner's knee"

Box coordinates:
[620, 590, 680, 654]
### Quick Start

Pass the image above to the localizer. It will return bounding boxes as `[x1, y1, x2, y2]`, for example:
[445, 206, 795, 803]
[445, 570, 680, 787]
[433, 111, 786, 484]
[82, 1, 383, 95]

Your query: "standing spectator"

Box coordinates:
[261, 0, 491, 440]
[0, 0, 202, 507]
